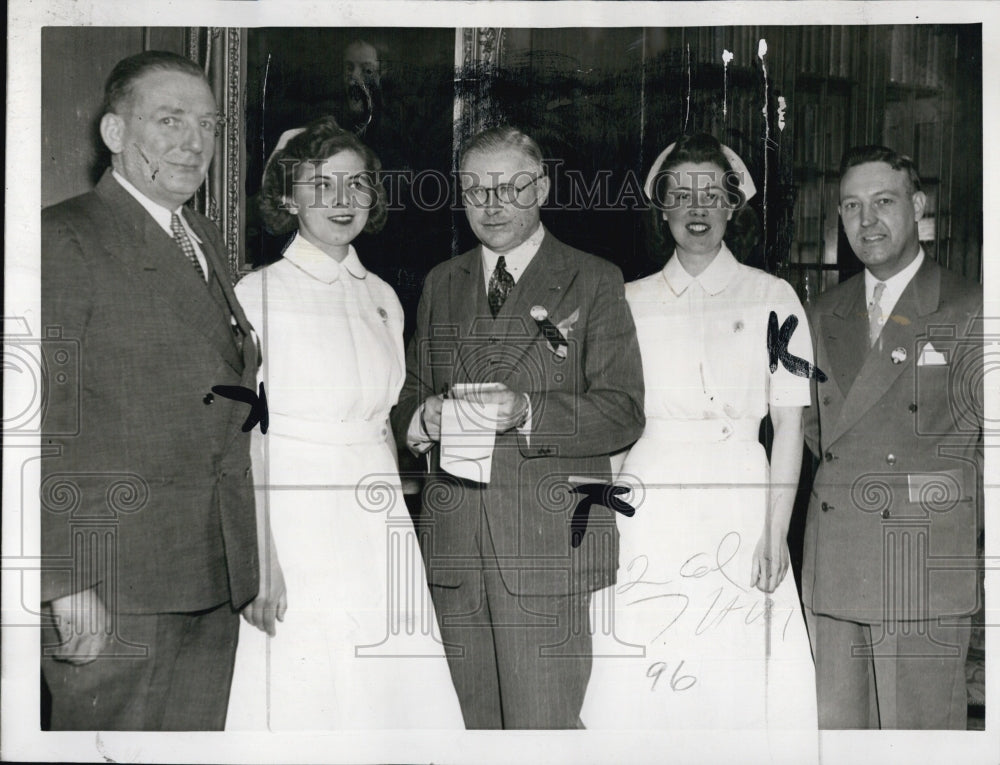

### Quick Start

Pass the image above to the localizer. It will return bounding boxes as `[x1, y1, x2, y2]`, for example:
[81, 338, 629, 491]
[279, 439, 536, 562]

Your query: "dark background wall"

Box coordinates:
[41, 27, 188, 207]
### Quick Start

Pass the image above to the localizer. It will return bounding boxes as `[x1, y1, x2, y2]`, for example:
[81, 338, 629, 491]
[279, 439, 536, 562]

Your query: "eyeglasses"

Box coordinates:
[463, 176, 539, 207]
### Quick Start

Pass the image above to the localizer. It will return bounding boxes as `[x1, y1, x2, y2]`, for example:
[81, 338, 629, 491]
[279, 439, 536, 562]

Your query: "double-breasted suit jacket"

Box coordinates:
[802, 257, 982, 625]
[392, 233, 645, 597]
[41, 171, 260, 615]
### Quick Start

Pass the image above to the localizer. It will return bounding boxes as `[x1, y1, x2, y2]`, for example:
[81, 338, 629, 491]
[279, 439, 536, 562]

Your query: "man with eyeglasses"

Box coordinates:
[393, 125, 645, 728]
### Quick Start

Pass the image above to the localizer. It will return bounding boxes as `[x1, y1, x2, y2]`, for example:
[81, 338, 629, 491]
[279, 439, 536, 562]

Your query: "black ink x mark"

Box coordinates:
[534, 316, 567, 351]
[570, 483, 635, 547]
[767, 312, 827, 382]
[212, 382, 269, 433]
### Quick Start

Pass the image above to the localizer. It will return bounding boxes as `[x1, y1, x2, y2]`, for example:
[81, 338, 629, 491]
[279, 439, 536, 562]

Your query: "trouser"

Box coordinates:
[428, 508, 593, 729]
[805, 607, 969, 729]
[41, 602, 239, 730]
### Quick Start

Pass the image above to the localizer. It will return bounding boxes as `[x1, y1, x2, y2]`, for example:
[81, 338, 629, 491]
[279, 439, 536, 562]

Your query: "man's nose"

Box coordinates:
[859, 203, 876, 226]
[483, 189, 504, 211]
[180, 121, 204, 153]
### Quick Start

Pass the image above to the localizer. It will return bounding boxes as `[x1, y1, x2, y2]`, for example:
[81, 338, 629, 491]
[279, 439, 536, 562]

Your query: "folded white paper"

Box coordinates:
[439, 398, 499, 483]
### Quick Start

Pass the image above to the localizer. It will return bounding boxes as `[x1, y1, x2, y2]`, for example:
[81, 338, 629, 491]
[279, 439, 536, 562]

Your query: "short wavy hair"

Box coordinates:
[259, 116, 388, 236]
[839, 144, 922, 193]
[459, 125, 545, 175]
[103, 50, 209, 116]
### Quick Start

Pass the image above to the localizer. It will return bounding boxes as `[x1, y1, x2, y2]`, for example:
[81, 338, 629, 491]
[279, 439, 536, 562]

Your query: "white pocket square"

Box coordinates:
[917, 343, 949, 366]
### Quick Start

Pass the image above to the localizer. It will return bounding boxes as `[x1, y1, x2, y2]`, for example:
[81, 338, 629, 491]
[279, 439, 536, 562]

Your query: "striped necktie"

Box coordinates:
[171, 213, 207, 282]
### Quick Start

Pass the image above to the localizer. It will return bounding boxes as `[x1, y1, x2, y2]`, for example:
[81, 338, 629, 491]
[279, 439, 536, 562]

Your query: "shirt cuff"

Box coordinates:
[515, 393, 532, 447]
[406, 403, 435, 455]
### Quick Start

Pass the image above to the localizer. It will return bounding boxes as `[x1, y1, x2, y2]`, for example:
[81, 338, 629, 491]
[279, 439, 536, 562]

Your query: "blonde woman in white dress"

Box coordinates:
[226, 117, 462, 730]
[582, 134, 818, 753]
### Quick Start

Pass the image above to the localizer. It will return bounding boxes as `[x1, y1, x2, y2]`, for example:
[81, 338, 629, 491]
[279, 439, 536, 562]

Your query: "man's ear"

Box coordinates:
[535, 173, 551, 207]
[911, 190, 927, 222]
[99, 113, 125, 155]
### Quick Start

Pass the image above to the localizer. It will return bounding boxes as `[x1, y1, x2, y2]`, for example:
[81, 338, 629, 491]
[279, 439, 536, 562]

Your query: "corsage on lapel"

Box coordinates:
[531, 305, 579, 359]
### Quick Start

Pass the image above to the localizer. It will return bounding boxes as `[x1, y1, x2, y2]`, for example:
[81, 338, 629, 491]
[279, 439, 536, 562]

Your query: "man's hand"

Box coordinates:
[242, 539, 287, 637]
[46, 587, 111, 665]
[420, 394, 445, 441]
[465, 384, 529, 433]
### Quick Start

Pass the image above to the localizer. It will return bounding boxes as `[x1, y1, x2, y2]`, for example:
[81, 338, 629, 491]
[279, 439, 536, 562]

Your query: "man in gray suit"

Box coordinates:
[41, 51, 275, 730]
[802, 145, 982, 729]
[392, 126, 644, 728]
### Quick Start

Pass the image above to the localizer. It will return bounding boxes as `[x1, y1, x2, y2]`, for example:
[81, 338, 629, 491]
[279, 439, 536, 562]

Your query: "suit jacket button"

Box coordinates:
[821, 501, 830, 512]
[822, 396, 832, 406]
[886, 453, 897, 466]
[881, 508, 891, 519]
[908, 403, 918, 413]
[824, 451, 834, 462]
[203, 393, 215, 405]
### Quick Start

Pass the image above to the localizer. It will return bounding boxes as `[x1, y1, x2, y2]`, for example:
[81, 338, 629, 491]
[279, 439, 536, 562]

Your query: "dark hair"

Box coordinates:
[103, 50, 209, 116]
[647, 133, 745, 209]
[646, 133, 756, 259]
[259, 116, 388, 236]
[459, 125, 545, 174]
[839, 144, 922, 193]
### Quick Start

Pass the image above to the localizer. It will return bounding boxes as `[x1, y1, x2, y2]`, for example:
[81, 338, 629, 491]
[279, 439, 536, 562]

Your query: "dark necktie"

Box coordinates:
[488, 255, 515, 317]
[171, 213, 207, 282]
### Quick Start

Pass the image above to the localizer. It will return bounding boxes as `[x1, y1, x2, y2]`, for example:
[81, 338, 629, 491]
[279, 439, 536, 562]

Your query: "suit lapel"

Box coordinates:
[823, 277, 869, 397]
[96, 173, 243, 373]
[492, 235, 575, 385]
[828, 259, 941, 445]
[447, 248, 488, 385]
[190, 212, 261, 375]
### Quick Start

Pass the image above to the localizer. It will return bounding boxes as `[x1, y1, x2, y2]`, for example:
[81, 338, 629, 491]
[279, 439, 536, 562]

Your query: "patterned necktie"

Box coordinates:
[171, 213, 207, 282]
[868, 281, 886, 347]
[487, 255, 515, 317]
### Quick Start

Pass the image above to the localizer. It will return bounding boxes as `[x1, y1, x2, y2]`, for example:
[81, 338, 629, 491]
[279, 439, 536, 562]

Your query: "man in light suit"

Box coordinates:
[41, 51, 278, 730]
[392, 126, 644, 728]
[802, 145, 982, 729]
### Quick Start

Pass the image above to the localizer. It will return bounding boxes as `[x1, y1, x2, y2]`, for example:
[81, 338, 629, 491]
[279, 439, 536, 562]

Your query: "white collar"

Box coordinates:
[481, 224, 546, 285]
[865, 248, 924, 304]
[282, 233, 367, 284]
[112, 170, 202, 243]
[662, 243, 740, 297]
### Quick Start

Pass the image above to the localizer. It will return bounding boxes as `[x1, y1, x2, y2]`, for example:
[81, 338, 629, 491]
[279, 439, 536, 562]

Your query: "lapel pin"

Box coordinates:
[891, 347, 907, 365]
[377, 307, 388, 322]
[530, 305, 548, 321]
